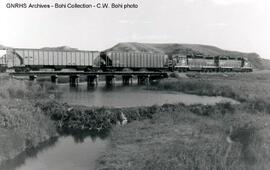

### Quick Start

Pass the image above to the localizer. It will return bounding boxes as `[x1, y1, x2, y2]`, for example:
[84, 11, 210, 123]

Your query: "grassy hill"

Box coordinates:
[0, 44, 8, 50]
[106, 42, 265, 69]
[261, 58, 270, 70]
[41, 46, 78, 51]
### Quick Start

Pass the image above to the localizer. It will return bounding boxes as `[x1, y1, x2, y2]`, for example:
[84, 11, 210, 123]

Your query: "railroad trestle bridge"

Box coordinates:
[10, 71, 168, 86]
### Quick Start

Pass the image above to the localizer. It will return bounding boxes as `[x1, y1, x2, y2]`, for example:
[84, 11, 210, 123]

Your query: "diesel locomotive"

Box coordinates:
[0, 48, 253, 72]
[172, 54, 253, 72]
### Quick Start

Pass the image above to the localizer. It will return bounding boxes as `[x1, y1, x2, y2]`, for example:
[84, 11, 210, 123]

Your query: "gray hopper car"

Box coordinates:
[99, 51, 169, 71]
[6, 48, 100, 71]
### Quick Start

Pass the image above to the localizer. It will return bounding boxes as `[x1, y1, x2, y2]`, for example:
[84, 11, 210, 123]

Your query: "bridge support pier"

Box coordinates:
[122, 75, 133, 85]
[137, 75, 150, 85]
[148, 75, 165, 84]
[69, 75, 79, 87]
[105, 75, 115, 86]
[87, 75, 98, 87]
[29, 75, 37, 81]
[51, 75, 58, 84]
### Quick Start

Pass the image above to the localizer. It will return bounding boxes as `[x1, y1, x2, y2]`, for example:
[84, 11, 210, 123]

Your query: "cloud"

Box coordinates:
[119, 20, 136, 24]
[118, 20, 153, 25]
[130, 34, 170, 41]
[209, 0, 268, 5]
[184, 0, 268, 5]
[115, 34, 171, 42]
[184, 0, 197, 2]
[215, 22, 228, 27]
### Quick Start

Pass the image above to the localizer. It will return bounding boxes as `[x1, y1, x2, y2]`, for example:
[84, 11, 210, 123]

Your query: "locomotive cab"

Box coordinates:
[172, 54, 188, 72]
[241, 57, 253, 72]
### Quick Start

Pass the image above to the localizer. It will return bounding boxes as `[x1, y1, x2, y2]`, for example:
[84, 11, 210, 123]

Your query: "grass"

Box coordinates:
[97, 105, 270, 170]
[96, 71, 270, 170]
[148, 77, 244, 102]
[150, 71, 270, 103]
[0, 76, 57, 165]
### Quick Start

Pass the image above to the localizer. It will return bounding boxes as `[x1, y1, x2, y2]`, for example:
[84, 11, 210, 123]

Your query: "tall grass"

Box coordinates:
[97, 72, 270, 170]
[149, 78, 244, 102]
[0, 79, 57, 100]
[0, 79, 57, 164]
[151, 71, 270, 104]
[97, 103, 270, 170]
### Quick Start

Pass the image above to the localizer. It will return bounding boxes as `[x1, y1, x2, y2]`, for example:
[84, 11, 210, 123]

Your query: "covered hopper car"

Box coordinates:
[0, 50, 7, 72]
[5, 48, 100, 72]
[99, 51, 169, 71]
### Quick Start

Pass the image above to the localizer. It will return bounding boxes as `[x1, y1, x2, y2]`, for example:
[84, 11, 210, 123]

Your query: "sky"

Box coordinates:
[0, 0, 269, 59]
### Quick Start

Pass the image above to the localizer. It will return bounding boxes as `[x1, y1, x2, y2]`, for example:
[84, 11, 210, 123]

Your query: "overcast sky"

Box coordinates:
[0, 0, 269, 58]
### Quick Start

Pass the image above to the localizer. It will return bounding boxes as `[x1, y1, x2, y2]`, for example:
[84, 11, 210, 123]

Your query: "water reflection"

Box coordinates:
[0, 137, 58, 170]
[55, 83, 238, 108]
[0, 130, 109, 170]
[59, 129, 110, 143]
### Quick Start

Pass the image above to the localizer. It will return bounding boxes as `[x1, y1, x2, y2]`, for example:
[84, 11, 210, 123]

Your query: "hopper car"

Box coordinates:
[0, 50, 7, 72]
[4, 48, 100, 72]
[99, 51, 168, 71]
[1, 48, 253, 72]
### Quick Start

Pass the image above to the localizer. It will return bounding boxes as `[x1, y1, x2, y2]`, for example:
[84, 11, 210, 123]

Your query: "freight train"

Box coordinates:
[0, 48, 253, 72]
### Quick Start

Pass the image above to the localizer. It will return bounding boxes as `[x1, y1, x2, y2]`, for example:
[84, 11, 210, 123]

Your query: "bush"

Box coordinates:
[186, 102, 235, 117]
[244, 99, 270, 114]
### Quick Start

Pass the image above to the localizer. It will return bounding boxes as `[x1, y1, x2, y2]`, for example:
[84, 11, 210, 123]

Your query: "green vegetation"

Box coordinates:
[98, 106, 270, 170]
[97, 71, 270, 170]
[148, 77, 244, 101]
[36, 101, 160, 131]
[0, 75, 57, 165]
[152, 71, 270, 102]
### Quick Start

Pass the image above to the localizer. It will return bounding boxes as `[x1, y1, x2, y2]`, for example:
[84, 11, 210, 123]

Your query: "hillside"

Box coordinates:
[0, 44, 8, 50]
[106, 42, 264, 69]
[261, 58, 270, 70]
[41, 46, 78, 51]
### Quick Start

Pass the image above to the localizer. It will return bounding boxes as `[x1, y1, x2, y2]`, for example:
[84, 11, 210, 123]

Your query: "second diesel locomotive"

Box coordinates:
[1, 48, 253, 72]
[172, 54, 253, 72]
